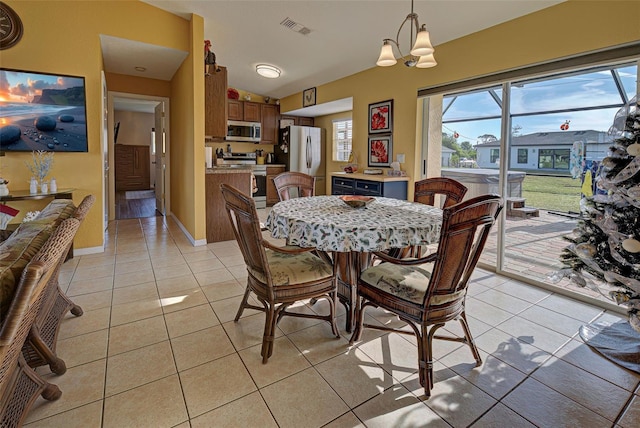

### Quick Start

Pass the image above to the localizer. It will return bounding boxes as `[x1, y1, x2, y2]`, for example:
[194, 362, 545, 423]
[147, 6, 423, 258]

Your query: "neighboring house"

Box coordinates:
[441, 146, 455, 167]
[475, 130, 612, 173]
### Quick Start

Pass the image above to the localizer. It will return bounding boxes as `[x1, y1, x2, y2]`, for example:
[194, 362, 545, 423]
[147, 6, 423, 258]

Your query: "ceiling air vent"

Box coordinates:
[280, 17, 311, 35]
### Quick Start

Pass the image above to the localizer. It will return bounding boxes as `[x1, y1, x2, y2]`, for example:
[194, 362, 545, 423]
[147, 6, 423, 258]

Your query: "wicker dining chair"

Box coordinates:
[392, 177, 468, 259]
[23, 195, 95, 374]
[349, 194, 503, 397]
[1, 218, 80, 427]
[220, 184, 340, 363]
[272, 171, 315, 201]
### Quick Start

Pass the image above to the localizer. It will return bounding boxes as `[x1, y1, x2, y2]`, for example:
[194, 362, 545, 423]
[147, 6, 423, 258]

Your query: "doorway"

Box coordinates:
[107, 92, 169, 220]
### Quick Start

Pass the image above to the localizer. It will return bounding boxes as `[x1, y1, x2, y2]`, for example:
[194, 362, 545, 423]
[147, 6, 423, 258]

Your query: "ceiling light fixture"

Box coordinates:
[256, 64, 281, 79]
[376, 0, 436, 68]
[134, 66, 146, 72]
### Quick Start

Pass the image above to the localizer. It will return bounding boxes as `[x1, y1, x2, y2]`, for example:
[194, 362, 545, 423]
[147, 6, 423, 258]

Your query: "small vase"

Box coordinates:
[50, 178, 57, 193]
[0, 184, 8, 197]
[30, 178, 38, 194]
[41, 182, 48, 194]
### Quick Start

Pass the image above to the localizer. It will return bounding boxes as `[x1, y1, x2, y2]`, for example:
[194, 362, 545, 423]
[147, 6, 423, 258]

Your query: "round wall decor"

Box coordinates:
[0, 2, 23, 50]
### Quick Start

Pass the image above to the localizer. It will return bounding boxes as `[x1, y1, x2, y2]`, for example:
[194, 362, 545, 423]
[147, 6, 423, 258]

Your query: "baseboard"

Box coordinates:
[169, 212, 207, 246]
[73, 245, 104, 256]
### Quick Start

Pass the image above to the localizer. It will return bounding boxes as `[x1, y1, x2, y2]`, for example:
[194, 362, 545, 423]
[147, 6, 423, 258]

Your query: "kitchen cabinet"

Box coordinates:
[331, 174, 407, 200]
[204, 66, 227, 139]
[115, 144, 150, 191]
[260, 103, 279, 145]
[297, 116, 315, 127]
[228, 100, 261, 122]
[266, 165, 286, 205]
[280, 115, 314, 127]
[206, 170, 252, 242]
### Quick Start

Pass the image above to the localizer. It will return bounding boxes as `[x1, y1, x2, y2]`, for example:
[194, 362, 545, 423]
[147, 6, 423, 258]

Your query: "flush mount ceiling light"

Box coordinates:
[376, 0, 436, 68]
[256, 64, 281, 78]
[134, 66, 146, 72]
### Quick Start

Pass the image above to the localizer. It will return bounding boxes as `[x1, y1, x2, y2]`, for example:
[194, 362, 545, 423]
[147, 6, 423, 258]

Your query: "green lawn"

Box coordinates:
[521, 174, 582, 213]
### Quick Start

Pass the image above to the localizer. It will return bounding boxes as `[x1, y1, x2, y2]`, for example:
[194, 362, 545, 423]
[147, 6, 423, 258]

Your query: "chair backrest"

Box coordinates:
[414, 177, 468, 209]
[425, 194, 503, 310]
[219, 184, 271, 283]
[0, 218, 80, 391]
[272, 172, 315, 201]
[73, 194, 96, 222]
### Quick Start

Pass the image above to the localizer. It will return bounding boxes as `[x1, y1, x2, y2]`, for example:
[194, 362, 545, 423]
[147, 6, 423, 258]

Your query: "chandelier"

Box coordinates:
[376, 0, 436, 68]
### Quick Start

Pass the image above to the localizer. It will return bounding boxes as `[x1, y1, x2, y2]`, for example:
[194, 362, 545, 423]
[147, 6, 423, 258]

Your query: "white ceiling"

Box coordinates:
[106, 0, 564, 114]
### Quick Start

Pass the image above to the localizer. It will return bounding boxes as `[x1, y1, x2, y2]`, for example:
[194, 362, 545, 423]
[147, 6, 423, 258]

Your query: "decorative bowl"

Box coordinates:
[339, 195, 374, 208]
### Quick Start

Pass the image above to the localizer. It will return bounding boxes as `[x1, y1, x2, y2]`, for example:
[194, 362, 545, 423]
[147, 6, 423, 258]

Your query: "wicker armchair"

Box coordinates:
[272, 171, 315, 201]
[349, 195, 503, 397]
[23, 195, 95, 374]
[1, 218, 80, 427]
[220, 184, 339, 363]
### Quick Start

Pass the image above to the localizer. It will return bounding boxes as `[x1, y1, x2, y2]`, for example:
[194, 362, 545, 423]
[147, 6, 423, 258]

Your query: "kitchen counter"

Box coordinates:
[330, 171, 410, 182]
[206, 166, 253, 174]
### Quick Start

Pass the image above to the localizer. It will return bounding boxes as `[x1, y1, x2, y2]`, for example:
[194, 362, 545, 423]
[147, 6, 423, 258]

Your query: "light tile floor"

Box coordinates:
[23, 215, 640, 428]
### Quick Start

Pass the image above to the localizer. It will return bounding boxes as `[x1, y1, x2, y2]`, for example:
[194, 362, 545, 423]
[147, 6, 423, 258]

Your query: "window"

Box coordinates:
[332, 119, 352, 162]
[517, 148, 528, 164]
[538, 149, 570, 170]
[490, 149, 500, 164]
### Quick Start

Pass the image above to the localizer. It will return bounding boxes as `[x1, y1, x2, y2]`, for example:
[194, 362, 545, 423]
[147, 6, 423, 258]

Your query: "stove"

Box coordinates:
[216, 152, 266, 208]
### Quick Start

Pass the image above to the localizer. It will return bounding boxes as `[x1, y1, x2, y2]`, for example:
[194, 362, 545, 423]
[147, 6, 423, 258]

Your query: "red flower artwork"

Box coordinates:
[370, 139, 388, 163]
[371, 106, 389, 130]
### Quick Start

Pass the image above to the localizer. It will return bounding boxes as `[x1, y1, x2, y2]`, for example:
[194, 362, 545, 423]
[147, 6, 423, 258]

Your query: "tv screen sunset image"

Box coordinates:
[0, 69, 88, 152]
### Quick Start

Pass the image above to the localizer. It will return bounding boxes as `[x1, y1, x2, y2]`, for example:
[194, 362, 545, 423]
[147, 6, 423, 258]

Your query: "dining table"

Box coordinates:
[265, 195, 443, 332]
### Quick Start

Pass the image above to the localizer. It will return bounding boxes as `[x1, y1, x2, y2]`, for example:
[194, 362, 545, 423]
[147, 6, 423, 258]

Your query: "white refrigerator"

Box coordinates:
[275, 125, 326, 195]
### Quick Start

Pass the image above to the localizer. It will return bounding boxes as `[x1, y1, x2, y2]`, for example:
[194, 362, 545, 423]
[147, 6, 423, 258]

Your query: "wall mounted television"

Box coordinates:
[0, 68, 88, 152]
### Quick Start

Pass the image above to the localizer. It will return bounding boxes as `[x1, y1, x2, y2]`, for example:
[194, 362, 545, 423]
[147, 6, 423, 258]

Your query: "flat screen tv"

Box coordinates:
[0, 68, 88, 152]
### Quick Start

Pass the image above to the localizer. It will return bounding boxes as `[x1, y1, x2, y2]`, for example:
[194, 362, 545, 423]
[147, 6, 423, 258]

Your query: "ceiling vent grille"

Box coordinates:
[280, 17, 311, 35]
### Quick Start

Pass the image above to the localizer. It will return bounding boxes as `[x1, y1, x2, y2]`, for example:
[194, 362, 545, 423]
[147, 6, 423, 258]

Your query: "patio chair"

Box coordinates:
[23, 195, 95, 374]
[220, 184, 340, 363]
[272, 171, 315, 201]
[1, 218, 80, 427]
[349, 194, 503, 397]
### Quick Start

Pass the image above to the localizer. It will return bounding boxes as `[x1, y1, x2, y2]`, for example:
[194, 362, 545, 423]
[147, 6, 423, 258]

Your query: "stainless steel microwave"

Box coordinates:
[227, 120, 261, 142]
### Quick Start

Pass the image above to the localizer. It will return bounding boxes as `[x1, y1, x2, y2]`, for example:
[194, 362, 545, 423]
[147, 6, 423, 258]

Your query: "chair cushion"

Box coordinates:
[31, 199, 76, 227]
[249, 250, 333, 286]
[360, 262, 465, 306]
[0, 223, 53, 322]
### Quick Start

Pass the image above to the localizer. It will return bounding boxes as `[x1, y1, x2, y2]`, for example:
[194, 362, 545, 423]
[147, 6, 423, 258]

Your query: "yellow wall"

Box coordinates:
[280, 0, 640, 197]
[1, 0, 201, 249]
[169, 14, 206, 241]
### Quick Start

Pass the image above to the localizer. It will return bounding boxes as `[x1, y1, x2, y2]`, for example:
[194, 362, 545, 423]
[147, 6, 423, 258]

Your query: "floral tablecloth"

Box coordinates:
[265, 196, 443, 252]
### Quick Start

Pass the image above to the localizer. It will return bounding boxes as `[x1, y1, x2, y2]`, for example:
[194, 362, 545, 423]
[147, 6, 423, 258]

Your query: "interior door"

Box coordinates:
[154, 102, 166, 215]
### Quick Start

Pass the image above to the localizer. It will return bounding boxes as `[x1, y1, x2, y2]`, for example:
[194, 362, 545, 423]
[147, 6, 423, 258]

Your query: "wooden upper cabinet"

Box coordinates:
[260, 104, 279, 144]
[298, 116, 315, 127]
[227, 99, 243, 121]
[243, 102, 261, 122]
[280, 115, 314, 127]
[227, 100, 261, 122]
[204, 66, 228, 139]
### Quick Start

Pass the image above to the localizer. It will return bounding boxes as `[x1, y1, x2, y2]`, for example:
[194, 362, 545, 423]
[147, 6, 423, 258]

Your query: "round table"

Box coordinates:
[265, 195, 443, 252]
[265, 196, 443, 331]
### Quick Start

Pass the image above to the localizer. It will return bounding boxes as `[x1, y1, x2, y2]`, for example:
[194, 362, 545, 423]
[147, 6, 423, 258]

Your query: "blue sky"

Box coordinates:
[442, 65, 637, 145]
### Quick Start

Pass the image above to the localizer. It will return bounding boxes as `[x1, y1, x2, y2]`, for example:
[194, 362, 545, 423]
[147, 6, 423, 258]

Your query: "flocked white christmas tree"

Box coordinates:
[557, 96, 640, 332]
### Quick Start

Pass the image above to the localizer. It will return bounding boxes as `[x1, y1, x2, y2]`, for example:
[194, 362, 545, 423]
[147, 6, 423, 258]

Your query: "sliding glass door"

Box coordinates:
[437, 61, 638, 302]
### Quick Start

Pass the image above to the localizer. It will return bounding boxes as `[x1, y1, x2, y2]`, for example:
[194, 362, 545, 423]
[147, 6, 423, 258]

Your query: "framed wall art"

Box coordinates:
[0, 67, 88, 152]
[368, 99, 393, 134]
[303, 87, 316, 107]
[368, 135, 392, 167]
